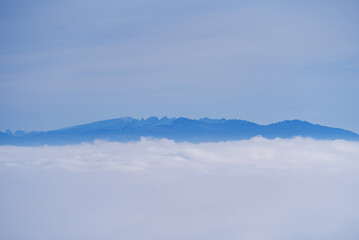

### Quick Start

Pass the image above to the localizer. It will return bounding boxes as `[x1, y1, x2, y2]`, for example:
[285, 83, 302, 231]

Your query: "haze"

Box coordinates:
[1, 0, 358, 132]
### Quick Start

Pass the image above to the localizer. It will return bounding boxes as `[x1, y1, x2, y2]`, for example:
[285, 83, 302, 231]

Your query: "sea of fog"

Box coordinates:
[1, 137, 359, 240]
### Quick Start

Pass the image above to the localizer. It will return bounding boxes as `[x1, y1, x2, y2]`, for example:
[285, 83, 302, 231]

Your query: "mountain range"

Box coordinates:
[1, 117, 359, 146]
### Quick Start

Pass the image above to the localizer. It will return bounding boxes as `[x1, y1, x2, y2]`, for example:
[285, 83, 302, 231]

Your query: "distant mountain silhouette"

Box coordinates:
[1, 117, 358, 146]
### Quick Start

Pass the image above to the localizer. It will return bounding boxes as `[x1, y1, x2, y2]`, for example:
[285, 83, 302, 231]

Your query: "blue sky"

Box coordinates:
[1, 0, 358, 132]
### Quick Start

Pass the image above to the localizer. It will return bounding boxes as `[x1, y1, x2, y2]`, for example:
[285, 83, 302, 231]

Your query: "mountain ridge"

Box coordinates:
[1, 117, 358, 146]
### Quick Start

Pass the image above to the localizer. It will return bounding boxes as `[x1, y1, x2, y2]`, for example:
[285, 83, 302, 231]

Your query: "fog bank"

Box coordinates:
[1, 138, 359, 240]
[1, 137, 359, 173]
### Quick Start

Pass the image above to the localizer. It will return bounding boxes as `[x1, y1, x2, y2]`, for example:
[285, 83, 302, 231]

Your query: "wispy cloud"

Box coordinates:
[1, 0, 359, 131]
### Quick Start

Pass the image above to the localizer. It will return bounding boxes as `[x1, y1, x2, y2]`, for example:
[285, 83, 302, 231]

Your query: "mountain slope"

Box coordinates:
[1, 117, 358, 146]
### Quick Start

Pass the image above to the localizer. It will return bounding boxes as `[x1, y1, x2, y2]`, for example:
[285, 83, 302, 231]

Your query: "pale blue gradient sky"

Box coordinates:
[1, 0, 358, 132]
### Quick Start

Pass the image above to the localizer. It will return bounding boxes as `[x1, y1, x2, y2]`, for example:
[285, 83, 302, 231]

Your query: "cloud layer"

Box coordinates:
[1, 138, 359, 240]
[1, 137, 359, 173]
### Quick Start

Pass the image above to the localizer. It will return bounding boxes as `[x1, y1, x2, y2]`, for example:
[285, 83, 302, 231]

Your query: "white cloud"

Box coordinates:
[1, 138, 359, 240]
[1, 137, 358, 173]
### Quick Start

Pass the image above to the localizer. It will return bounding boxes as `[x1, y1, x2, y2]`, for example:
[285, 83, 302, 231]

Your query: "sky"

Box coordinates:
[0, 0, 358, 132]
[1, 138, 359, 239]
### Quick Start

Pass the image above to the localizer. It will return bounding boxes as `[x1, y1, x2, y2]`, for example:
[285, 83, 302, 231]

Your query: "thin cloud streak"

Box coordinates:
[1, 0, 359, 132]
